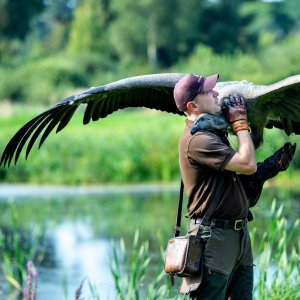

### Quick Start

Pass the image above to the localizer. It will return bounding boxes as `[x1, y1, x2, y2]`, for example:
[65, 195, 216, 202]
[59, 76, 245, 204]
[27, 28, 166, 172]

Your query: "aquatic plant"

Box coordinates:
[106, 200, 300, 299]
[0, 200, 45, 296]
[23, 261, 38, 300]
[251, 200, 300, 299]
[110, 230, 180, 300]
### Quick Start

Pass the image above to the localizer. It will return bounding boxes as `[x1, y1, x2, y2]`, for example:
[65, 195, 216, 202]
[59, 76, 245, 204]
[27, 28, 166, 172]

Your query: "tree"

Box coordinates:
[37, 0, 75, 53]
[108, 0, 151, 65]
[108, 0, 260, 67]
[0, 0, 45, 60]
[194, 0, 258, 54]
[0, 0, 45, 40]
[67, 0, 112, 55]
[240, 0, 300, 49]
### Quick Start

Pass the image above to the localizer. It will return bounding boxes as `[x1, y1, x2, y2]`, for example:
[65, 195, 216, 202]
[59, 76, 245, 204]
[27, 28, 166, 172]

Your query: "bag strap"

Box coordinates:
[173, 177, 224, 237]
[174, 179, 184, 237]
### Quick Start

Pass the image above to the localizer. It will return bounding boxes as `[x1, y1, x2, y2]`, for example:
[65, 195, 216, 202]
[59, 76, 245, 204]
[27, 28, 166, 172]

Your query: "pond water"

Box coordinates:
[0, 184, 299, 299]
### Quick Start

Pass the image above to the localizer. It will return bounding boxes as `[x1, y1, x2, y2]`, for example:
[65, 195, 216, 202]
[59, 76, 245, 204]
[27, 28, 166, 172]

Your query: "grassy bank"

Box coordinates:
[0, 108, 299, 184]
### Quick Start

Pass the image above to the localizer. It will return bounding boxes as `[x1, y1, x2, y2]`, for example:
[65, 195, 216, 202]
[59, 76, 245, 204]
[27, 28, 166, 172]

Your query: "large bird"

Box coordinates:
[1, 73, 300, 167]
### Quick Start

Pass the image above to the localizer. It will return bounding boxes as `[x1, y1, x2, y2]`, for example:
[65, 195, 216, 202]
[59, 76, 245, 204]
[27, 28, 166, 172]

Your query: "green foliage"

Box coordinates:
[251, 200, 300, 299]
[68, 0, 111, 56]
[0, 200, 45, 296]
[0, 53, 118, 104]
[109, 0, 183, 67]
[0, 31, 297, 104]
[0, 108, 299, 185]
[1, 0, 300, 102]
[175, 33, 300, 84]
[1, 0, 300, 68]
[0, 109, 183, 184]
[110, 231, 178, 300]
[0, 0, 45, 41]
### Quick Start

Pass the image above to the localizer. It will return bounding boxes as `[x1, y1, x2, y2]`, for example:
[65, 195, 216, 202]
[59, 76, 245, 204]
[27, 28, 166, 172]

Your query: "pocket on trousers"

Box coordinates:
[204, 227, 240, 276]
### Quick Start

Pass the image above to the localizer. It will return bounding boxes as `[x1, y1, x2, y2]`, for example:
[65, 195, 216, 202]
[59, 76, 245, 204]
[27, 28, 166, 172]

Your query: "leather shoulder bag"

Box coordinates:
[164, 179, 223, 278]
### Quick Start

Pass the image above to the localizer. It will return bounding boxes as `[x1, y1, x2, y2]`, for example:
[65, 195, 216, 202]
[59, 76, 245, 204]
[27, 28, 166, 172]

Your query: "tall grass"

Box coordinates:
[110, 231, 173, 300]
[0, 109, 299, 185]
[251, 200, 300, 299]
[0, 200, 45, 298]
[0, 109, 183, 184]
[104, 200, 299, 300]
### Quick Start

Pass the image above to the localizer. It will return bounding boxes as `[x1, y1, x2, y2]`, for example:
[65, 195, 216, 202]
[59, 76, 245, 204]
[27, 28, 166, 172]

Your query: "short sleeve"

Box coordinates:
[187, 132, 236, 171]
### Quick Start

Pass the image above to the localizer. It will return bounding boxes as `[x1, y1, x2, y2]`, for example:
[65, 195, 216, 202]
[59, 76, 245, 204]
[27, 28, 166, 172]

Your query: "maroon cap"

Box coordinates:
[173, 73, 219, 111]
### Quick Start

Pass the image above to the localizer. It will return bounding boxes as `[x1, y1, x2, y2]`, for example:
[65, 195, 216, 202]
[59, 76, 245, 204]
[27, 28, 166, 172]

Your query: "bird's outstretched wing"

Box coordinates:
[1, 73, 300, 166]
[1, 73, 185, 167]
[215, 74, 300, 148]
[256, 75, 300, 135]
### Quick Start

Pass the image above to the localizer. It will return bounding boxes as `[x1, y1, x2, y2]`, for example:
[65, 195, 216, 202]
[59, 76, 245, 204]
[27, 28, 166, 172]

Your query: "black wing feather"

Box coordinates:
[14, 113, 54, 165]
[25, 115, 56, 160]
[57, 105, 79, 133]
[1, 112, 50, 166]
[83, 100, 98, 125]
[255, 76, 300, 133]
[92, 98, 106, 121]
[39, 106, 74, 149]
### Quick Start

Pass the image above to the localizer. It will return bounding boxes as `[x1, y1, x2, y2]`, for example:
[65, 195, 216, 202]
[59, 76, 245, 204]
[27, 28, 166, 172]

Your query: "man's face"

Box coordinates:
[192, 89, 221, 115]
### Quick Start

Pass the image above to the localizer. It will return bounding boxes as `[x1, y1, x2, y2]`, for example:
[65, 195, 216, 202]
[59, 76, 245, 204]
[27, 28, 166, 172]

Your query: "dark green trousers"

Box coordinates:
[187, 221, 253, 300]
[189, 265, 253, 299]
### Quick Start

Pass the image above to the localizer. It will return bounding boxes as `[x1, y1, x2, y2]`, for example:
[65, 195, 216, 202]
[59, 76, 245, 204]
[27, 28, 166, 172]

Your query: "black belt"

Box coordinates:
[191, 217, 248, 231]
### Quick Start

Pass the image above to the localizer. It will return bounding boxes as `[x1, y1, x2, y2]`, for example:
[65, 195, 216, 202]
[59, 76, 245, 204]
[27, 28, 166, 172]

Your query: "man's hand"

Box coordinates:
[222, 95, 249, 133]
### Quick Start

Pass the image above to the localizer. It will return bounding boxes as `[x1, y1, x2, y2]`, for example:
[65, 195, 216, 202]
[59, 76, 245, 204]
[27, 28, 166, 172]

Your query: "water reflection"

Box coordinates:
[0, 184, 299, 299]
[39, 221, 115, 299]
[0, 184, 179, 299]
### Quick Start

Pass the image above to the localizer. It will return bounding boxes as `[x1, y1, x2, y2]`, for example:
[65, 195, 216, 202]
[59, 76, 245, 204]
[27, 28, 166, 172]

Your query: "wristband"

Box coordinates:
[232, 120, 249, 134]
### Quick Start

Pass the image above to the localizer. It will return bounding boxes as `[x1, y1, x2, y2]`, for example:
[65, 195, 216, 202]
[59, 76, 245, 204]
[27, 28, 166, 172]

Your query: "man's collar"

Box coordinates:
[190, 113, 229, 135]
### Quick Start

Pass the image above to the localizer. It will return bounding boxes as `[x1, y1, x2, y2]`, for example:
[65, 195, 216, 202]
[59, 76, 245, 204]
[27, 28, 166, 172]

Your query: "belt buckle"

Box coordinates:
[234, 219, 244, 231]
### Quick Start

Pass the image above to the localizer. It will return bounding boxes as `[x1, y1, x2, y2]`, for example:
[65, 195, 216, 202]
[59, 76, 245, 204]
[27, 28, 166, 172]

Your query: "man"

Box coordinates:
[173, 73, 296, 299]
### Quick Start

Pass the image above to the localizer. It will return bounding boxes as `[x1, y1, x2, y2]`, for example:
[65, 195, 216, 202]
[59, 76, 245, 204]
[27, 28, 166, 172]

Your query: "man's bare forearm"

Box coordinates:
[225, 130, 257, 174]
[236, 130, 257, 172]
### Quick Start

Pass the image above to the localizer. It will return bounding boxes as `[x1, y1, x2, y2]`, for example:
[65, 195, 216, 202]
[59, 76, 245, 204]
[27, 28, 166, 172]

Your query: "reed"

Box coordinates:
[251, 200, 300, 299]
[109, 230, 185, 300]
[105, 200, 299, 300]
[0, 200, 45, 297]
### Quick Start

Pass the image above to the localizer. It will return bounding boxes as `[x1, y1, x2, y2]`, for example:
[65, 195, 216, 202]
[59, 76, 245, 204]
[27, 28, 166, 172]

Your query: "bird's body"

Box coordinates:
[1, 73, 300, 166]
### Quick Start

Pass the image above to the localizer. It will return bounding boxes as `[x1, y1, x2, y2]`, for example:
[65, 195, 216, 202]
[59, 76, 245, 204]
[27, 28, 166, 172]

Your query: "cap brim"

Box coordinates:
[202, 74, 219, 92]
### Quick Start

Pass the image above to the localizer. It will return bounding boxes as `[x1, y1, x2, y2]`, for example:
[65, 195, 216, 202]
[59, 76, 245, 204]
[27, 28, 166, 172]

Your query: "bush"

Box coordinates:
[0, 53, 119, 105]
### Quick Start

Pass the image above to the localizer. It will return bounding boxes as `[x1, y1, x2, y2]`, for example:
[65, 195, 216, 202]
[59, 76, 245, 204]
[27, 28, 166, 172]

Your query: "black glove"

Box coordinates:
[239, 142, 296, 207]
[277, 142, 296, 171]
[253, 142, 296, 182]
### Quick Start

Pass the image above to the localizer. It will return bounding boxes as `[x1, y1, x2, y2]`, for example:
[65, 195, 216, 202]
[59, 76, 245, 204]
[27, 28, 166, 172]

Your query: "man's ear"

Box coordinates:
[186, 101, 197, 111]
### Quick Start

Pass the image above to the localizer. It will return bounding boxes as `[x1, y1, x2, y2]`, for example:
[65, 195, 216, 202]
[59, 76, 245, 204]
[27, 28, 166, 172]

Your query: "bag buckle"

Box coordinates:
[234, 219, 244, 230]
